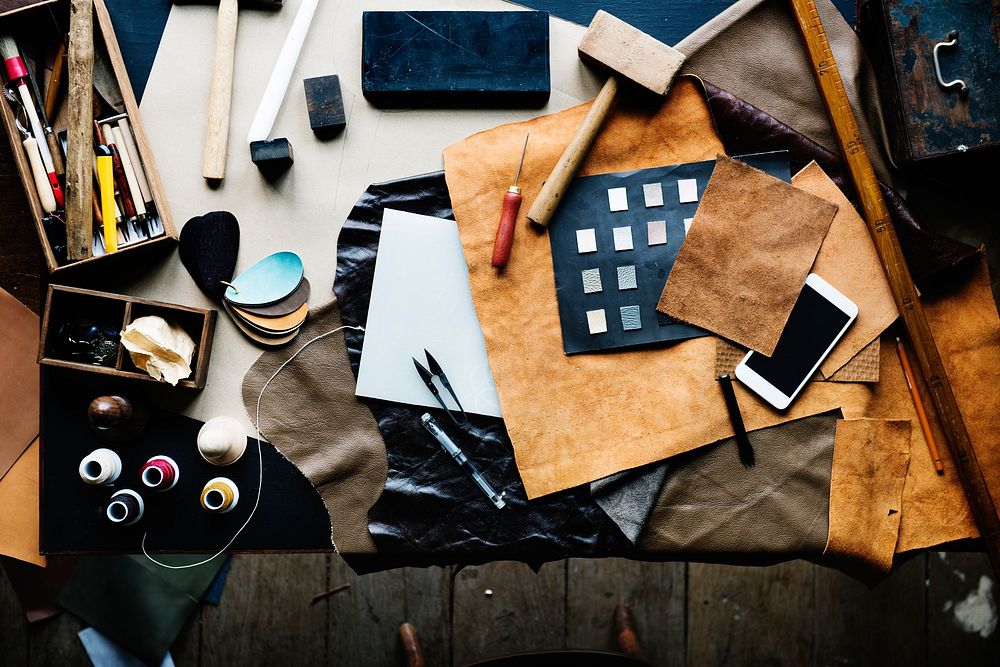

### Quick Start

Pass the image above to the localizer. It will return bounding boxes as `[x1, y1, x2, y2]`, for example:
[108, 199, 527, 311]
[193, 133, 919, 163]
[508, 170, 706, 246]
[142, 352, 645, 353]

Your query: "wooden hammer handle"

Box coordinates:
[527, 76, 618, 227]
[67, 0, 94, 261]
[202, 0, 238, 180]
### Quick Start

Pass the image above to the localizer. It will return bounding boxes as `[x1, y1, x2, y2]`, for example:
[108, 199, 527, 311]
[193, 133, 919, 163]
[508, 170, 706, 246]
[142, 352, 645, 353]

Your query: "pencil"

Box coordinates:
[895, 336, 944, 474]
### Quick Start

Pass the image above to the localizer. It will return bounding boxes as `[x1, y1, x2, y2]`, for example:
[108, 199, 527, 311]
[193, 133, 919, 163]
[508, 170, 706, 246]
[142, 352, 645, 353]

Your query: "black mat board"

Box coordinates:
[549, 151, 791, 354]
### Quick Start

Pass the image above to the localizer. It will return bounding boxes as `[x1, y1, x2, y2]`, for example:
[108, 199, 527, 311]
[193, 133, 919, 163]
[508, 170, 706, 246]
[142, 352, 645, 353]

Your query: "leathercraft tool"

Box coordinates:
[895, 337, 944, 474]
[789, 0, 1000, 576]
[526, 11, 685, 228]
[5, 87, 55, 213]
[23, 52, 64, 188]
[412, 350, 468, 426]
[421, 413, 505, 509]
[491, 133, 529, 269]
[717, 374, 755, 468]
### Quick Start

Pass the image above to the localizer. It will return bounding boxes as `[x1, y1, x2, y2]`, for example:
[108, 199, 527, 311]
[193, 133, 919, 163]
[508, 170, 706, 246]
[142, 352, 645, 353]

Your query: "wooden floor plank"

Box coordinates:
[200, 554, 327, 666]
[566, 558, 686, 666]
[927, 551, 1000, 663]
[0, 568, 29, 665]
[814, 554, 927, 666]
[451, 560, 566, 665]
[687, 560, 815, 666]
[327, 560, 452, 666]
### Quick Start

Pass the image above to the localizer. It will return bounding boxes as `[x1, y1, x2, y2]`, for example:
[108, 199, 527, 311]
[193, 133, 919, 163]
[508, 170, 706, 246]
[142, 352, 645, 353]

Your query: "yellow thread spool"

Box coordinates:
[200, 477, 239, 513]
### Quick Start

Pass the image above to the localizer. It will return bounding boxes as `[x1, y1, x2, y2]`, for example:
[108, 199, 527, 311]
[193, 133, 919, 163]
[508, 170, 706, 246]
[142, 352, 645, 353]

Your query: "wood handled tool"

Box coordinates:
[526, 11, 685, 228]
[788, 0, 1000, 576]
[172, 0, 284, 181]
[491, 134, 529, 268]
[66, 0, 94, 260]
[95, 145, 116, 252]
[23, 137, 56, 213]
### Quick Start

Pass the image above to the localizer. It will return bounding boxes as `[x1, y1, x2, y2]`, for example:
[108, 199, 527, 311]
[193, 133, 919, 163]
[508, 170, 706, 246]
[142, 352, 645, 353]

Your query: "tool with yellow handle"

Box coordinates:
[96, 146, 116, 253]
[788, 0, 1000, 577]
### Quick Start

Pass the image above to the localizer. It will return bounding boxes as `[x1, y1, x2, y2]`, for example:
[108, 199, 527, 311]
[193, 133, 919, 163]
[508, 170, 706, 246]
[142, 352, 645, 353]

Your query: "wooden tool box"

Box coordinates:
[39, 285, 216, 389]
[859, 0, 1000, 165]
[0, 0, 176, 275]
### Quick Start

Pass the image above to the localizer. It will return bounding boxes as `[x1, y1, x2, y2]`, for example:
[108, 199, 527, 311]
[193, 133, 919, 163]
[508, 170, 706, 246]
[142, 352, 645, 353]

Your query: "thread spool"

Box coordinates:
[197, 417, 247, 466]
[200, 477, 239, 514]
[106, 489, 144, 525]
[79, 448, 122, 485]
[140, 455, 179, 491]
[88, 395, 148, 442]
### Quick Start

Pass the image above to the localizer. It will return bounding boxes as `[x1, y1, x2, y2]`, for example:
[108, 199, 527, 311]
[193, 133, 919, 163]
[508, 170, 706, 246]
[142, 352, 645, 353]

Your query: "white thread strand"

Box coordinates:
[142, 324, 365, 569]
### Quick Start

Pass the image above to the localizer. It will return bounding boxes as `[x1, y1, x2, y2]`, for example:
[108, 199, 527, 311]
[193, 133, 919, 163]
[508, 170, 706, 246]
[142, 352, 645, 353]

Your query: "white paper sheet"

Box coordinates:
[356, 209, 502, 418]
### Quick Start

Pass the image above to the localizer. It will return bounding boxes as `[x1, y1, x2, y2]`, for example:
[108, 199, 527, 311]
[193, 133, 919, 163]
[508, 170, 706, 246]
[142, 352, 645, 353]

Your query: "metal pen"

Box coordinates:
[420, 413, 506, 509]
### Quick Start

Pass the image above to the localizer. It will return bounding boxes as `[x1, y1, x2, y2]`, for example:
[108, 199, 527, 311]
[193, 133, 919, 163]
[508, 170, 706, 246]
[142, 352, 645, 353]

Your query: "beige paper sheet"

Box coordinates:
[792, 163, 898, 377]
[823, 419, 910, 580]
[444, 78, 880, 498]
[0, 438, 45, 567]
[658, 155, 838, 356]
[130, 0, 601, 432]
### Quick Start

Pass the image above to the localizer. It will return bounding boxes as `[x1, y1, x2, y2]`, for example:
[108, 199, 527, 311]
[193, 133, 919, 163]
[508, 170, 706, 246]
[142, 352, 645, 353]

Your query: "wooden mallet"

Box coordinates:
[526, 11, 685, 227]
[175, 0, 284, 182]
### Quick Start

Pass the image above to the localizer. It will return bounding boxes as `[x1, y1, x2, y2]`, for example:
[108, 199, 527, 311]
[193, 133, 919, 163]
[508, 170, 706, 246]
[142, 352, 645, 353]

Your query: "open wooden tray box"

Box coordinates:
[0, 0, 176, 275]
[39, 285, 216, 389]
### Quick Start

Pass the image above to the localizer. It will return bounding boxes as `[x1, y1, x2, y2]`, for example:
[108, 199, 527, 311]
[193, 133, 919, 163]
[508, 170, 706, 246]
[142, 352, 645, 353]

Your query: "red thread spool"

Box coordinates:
[140, 455, 179, 491]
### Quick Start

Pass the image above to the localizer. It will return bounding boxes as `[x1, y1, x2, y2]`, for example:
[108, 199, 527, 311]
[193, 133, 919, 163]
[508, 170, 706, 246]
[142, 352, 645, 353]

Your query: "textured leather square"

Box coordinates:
[620, 305, 642, 330]
[613, 226, 633, 251]
[617, 265, 637, 291]
[643, 182, 663, 207]
[647, 220, 667, 246]
[582, 268, 603, 294]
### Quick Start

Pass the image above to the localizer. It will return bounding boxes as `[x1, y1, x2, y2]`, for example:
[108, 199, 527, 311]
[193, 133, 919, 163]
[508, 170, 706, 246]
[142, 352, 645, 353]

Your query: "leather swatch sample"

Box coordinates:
[591, 462, 670, 544]
[0, 438, 44, 566]
[444, 78, 880, 499]
[242, 300, 387, 555]
[822, 418, 911, 580]
[792, 162, 898, 378]
[715, 336, 880, 384]
[0, 287, 39, 481]
[639, 413, 838, 560]
[657, 155, 838, 356]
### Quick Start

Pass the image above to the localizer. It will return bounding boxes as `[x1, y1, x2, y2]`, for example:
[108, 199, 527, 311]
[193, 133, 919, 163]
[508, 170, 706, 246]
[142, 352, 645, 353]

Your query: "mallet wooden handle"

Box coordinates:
[527, 76, 618, 227]
[203, 0, 238, 181]
[67, 0, 94, 260]
[789, 0, 1000, 575]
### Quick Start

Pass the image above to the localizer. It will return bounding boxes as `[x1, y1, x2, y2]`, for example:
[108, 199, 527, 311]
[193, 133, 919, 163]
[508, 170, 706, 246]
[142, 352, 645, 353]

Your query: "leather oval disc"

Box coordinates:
[224, 302, 300, 347]
[235, 278, 311, 317]
[224, 252, 304, 307]
[232, 302, 309, 335]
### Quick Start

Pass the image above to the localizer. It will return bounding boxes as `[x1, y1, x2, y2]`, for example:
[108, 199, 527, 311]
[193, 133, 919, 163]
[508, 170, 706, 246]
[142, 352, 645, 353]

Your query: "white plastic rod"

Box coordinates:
[246, 0, 320, 143]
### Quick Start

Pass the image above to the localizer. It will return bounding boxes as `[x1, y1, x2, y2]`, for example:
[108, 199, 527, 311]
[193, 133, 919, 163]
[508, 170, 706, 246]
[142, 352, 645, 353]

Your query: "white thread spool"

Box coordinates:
[197, 417, 247, 466]
[106, 489, 144, 525]
[79, 448, 122, 485]
[200, 477, 239, 514]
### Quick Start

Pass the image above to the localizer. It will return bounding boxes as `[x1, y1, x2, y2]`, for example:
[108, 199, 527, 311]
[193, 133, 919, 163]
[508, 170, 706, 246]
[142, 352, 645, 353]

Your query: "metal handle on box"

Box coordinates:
[933, 31, 968, 94]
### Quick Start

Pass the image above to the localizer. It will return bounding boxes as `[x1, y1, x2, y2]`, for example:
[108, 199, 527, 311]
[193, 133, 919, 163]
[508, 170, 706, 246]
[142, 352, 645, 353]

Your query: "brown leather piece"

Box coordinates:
[242, 300, 387, 554]
[0, 287, 39, 482]
[822, 418, 911, 580]
[701, 83, 980, 292]
[657, 155, 838, 356]
[444, 77, 875, 499]
[638, 413, 838, 561]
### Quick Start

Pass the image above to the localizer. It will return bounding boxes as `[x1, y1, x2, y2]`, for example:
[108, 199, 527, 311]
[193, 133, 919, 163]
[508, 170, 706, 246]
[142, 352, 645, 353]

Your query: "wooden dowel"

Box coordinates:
[66, 0, 94, 261]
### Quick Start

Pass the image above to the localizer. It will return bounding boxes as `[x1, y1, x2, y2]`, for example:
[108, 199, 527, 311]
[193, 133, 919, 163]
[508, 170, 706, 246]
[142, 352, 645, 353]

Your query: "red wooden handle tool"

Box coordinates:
[491, 186, 522, 268]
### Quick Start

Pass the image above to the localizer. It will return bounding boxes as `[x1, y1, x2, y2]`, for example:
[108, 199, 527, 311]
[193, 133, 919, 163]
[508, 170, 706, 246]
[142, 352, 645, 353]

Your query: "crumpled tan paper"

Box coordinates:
[121, 316, 195, 386]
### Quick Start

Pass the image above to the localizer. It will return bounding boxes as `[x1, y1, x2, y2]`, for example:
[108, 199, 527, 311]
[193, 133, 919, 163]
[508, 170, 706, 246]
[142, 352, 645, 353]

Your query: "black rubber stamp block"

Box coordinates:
[304, 75, 346, 137]
[250, 138, 294, 177]
[361, 11, 550, 107]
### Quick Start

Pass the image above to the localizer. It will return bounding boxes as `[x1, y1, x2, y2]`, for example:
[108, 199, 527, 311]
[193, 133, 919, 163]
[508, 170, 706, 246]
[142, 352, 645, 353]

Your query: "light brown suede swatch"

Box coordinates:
[0, 438, 44, 566]
[242, 300, 387, 554]
[715, 336, 880, 383]
[823, 419, 911, 579]
[444, 78, 877, 498]
[0, 287, 39, 482]
[657, 155, 838, 356]
[792, 163, 898, 378]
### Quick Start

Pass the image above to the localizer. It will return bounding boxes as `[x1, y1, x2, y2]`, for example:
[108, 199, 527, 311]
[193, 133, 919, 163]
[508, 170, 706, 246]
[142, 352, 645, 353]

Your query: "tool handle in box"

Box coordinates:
[23, 138, 56, 213]
[526, 76, 618, 228]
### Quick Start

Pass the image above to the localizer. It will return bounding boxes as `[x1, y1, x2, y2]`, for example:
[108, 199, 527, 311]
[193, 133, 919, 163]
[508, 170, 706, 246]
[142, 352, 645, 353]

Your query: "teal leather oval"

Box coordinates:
[224, 252, 304, 307]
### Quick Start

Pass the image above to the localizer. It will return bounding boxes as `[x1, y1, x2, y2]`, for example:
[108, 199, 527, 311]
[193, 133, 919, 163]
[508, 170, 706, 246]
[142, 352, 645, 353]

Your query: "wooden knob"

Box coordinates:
[88, 395, 147, 442]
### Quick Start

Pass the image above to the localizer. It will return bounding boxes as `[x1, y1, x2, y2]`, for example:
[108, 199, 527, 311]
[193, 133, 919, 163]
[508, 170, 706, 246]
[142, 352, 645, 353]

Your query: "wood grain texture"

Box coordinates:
[201, 554, 328, 665]
[814, 554, 927, 665]
[67, 0, 95, 260]
[928, 551, 1000, 661]
[788, 0, 1000, 578]
[566, 559, 685, 667]
[688, 561, 815, 666]
[452, 561, 566, 664]
[203, 0, 238, 180]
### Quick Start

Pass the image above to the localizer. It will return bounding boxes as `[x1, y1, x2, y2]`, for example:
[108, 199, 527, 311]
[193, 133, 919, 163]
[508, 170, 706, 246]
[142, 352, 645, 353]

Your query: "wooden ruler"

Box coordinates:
[787, 0, 1000, 574]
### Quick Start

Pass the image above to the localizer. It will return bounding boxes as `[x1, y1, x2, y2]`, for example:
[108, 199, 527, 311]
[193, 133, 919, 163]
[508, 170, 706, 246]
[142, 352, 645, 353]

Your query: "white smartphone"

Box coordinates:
[735, 274, 858, 410]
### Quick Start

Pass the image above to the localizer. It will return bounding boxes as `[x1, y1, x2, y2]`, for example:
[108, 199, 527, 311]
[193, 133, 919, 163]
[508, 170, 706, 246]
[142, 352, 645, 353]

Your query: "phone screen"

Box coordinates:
[744, 283, 852, 396]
